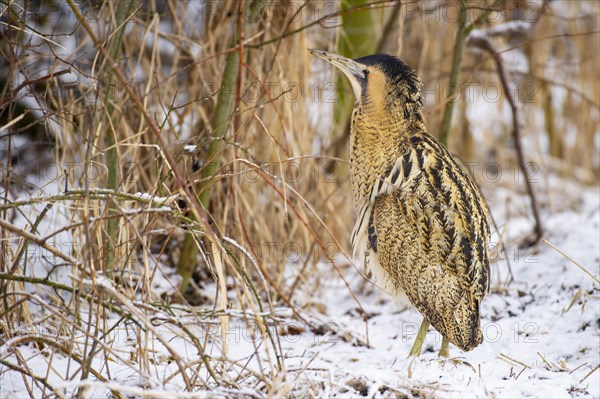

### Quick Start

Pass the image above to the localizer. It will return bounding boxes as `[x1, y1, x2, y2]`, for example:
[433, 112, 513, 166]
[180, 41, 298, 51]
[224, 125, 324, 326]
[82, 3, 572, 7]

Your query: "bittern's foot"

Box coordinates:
[438, 336, 450, 358]
[436, 337, 475, 368]
[437, 356, 476, 370]
[408, 319, 430, 357]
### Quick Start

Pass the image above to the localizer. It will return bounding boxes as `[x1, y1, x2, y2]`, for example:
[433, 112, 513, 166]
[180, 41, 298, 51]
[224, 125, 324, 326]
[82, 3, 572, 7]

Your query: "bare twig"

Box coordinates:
[0, 68, 71, 108]
[0, 218, 79, 265]
[245, 0, 396, 48]
[467, 28, 544, 246]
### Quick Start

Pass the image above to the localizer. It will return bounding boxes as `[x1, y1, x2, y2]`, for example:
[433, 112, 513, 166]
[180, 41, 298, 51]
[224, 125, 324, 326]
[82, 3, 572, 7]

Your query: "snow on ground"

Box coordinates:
[1, 184, 598, 398]
[281, 186, 599, 398]
[288, 222, 599, 397]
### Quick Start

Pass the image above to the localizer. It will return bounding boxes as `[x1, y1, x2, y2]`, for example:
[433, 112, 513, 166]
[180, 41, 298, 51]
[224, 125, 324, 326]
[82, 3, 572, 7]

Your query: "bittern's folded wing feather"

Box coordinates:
[357, 132, 491, 350]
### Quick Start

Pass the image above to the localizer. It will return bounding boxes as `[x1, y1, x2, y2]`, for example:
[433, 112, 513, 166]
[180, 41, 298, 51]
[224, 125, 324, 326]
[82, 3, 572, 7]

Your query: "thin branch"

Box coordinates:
[467, 33, 544, 246]
[245, 0, 396, 49]
[0, 218, 79, 265]
[0, 359, 62, 398]
[0, 68, 71, 108]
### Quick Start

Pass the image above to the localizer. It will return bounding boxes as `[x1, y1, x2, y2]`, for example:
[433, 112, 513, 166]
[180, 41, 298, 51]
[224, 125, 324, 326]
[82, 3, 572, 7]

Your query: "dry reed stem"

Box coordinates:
[1, 1, 598, 396]
[543, 239, 600, 284]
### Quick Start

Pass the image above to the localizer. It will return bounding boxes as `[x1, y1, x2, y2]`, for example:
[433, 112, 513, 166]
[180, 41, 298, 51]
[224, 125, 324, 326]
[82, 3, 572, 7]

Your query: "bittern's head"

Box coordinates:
[309, 49, 424, 123]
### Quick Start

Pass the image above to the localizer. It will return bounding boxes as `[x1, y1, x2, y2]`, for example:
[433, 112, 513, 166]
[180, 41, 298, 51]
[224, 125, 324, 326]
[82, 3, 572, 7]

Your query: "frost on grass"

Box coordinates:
[1, 181, 598, 398]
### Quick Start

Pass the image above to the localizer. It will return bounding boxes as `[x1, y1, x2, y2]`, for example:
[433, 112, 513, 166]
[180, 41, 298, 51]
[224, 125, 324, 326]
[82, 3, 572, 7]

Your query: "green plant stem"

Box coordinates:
[104, 0, 137, 273]
[334, 0, 381, 136]
[176, 50, 240, 294]
[439, 0, 468, 147]
[245, 0, 392, 49]
[176, 0, 269, 294]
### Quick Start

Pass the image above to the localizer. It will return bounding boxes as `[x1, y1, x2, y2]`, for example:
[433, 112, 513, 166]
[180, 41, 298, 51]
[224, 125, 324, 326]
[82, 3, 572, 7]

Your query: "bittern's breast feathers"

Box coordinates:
[352, 133, 490, 351]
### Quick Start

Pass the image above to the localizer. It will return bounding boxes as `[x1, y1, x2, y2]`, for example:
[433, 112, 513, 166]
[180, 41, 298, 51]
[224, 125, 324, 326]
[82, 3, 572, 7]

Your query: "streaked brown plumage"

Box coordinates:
[310, 49, 490, 355]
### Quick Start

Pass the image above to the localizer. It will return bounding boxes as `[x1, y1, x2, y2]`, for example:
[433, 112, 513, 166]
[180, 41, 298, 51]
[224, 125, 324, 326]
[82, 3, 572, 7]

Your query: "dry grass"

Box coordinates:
[0, 0, 598, 397]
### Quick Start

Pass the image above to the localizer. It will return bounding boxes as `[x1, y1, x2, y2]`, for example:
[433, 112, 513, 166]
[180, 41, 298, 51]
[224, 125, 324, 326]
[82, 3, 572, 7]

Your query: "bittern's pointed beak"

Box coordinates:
[309, 48, 367, 100]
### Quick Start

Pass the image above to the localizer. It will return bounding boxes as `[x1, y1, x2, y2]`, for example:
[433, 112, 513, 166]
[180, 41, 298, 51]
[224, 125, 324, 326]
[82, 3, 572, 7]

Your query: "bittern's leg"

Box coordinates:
[438, 336, 450, 358]
[408, 318, 430, 357]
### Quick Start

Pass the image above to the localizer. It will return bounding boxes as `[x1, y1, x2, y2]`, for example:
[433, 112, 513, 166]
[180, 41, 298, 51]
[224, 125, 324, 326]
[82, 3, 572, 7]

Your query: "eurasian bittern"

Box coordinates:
[309, 49, 490, 357]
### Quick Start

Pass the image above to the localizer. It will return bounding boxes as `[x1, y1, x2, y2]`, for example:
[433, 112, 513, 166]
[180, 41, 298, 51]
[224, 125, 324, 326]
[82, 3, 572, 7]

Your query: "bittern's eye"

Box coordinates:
[363, 69, 369, 75]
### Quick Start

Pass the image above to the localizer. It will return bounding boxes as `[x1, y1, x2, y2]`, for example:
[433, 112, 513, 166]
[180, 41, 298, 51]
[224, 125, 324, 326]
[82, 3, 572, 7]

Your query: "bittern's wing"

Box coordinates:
[359, 133, 490, 351]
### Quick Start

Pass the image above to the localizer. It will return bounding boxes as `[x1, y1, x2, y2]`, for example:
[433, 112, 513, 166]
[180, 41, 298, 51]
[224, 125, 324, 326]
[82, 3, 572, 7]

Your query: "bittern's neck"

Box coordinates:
[349, 103, 425, 207]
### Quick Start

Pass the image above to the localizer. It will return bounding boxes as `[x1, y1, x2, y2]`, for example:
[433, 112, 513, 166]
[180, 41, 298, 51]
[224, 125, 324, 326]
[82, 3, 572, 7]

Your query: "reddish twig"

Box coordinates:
[0, 68, 72, 108]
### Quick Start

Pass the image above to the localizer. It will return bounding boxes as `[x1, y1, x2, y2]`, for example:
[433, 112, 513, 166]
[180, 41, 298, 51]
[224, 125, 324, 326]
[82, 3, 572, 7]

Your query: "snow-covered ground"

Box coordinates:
[284, 193, 599, 398]
[1, 183, 598, 398]
[2, 1, 598, 396]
